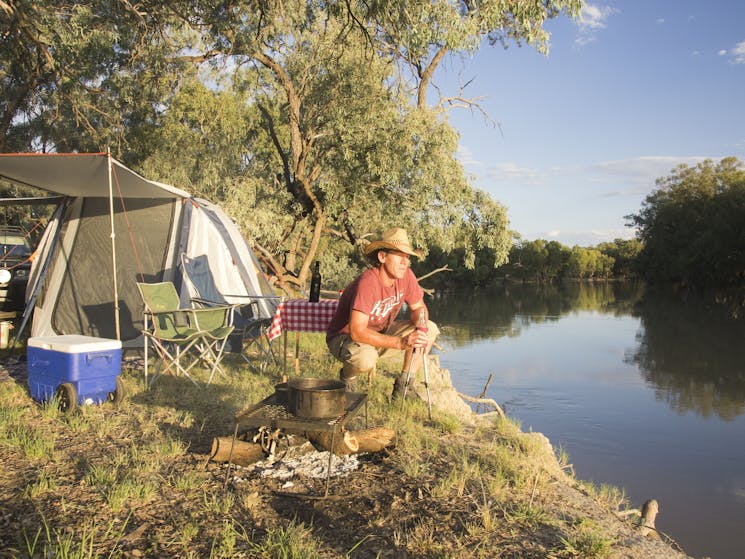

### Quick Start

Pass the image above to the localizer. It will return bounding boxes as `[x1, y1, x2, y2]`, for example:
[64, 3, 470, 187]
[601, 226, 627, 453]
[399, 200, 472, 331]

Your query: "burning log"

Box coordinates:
[210, 437, 265, 466]
[352, 427, 396, 453]
[305, 430, 359, 456]
[305, 427, 396, 455]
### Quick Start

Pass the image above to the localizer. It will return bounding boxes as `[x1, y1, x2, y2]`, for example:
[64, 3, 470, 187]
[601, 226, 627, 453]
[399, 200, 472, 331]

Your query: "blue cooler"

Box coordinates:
[27, 335, 123, 405]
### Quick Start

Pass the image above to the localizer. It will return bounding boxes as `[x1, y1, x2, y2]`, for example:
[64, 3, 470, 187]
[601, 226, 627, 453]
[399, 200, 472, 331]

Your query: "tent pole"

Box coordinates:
[107, 150, 121, 340]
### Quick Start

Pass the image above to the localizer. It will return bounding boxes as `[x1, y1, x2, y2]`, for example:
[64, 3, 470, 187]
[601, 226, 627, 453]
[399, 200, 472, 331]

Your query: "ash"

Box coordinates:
[233, 441, 360, 486]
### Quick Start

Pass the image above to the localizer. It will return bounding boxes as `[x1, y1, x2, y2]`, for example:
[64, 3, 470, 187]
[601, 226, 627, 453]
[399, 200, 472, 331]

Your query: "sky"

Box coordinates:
[435, 0, 745, 247]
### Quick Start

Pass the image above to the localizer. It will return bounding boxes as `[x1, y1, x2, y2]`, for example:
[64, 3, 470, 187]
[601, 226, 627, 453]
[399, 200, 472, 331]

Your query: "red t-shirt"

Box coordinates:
[326, 267, 423, 340]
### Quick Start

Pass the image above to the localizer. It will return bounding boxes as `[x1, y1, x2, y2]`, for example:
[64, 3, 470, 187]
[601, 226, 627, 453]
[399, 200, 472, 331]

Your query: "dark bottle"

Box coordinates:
[309, 261, 321, 302]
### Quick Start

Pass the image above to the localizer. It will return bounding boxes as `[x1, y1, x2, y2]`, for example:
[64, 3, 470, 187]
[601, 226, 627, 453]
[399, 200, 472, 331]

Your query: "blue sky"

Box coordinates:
[436, 1, 745, 247]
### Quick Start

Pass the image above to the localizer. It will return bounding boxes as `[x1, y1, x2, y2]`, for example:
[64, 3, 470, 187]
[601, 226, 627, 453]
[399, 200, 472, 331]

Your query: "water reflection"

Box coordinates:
[629, 288, 745, 420]
[429, 283, 745, 420]
[430, 282, 645, 346]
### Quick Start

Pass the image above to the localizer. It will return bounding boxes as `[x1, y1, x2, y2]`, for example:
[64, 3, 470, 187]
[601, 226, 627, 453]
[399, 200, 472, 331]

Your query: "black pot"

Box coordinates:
[287, 378, 346, 419]
[273, 382, 288, 404]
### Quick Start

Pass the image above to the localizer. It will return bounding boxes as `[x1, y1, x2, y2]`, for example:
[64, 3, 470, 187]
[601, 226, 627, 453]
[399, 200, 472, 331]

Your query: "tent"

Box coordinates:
[0, 152, 277, 348]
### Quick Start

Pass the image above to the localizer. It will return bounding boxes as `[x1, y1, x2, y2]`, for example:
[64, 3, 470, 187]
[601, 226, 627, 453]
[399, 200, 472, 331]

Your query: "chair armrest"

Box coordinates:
[145, 308, 192, 327]
[190, 297, 225, 308]
[190, 304, 239, 330]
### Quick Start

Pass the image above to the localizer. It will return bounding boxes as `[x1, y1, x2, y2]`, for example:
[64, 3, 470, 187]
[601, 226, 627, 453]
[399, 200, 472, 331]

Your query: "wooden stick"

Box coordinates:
[457, 392, 506, 419]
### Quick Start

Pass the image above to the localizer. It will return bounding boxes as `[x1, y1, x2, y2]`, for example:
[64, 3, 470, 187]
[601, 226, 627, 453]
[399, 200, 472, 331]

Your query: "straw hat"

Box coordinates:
[363, 227, 423, 258]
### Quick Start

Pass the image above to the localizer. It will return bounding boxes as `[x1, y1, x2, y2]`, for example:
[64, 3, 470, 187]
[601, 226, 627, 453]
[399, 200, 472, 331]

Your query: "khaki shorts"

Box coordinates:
[327, 319, 440, 378]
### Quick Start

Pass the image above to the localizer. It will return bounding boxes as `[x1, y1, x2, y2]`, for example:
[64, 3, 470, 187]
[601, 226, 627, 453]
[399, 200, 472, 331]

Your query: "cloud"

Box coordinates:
[583, 155, 711, 187]
[497, 156, 709, 187]
[576, 3, 618, 47]
[455, 145, 482, 168]
[727, 40, 745, 64]
[483, 162, 547, 185]
[531, 227, 636, 247]
[579, 4, 615, 30]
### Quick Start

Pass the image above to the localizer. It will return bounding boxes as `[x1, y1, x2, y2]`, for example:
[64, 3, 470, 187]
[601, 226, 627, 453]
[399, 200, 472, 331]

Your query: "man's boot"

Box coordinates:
[391, 372, 417, 400]
[339, 369, 357, 392]
[339, 367, 371, 392]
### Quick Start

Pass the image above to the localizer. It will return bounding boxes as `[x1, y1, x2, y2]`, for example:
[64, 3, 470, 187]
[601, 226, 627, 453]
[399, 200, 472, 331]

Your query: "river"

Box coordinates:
[427, 283, 745, 559]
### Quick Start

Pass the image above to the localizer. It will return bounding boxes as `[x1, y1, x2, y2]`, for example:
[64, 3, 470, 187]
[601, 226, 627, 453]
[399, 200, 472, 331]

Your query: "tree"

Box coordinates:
[628, 157, 745, 288]
[2, 1, 581, 292]
[597, 238, 643, 279]
[371, 0, 582, 108]
[0, 0, 182, 155]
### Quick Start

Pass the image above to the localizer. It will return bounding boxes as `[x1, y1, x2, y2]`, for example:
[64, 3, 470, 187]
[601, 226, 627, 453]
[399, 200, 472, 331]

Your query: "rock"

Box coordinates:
[410, 355, 478, 424]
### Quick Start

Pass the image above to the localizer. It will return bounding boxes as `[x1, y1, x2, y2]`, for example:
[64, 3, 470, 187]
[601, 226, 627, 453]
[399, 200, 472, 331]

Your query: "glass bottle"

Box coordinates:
[309, 261, 321, 302]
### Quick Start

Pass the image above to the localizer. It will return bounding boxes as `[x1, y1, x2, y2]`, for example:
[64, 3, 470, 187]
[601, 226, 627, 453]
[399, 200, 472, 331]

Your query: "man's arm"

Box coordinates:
[408, 300, 427, 326]
[349, 305, 428, 351]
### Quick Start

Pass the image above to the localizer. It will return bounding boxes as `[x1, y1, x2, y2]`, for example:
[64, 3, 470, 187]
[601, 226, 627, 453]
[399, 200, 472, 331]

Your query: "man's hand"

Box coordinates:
[402, 328, 428, 350]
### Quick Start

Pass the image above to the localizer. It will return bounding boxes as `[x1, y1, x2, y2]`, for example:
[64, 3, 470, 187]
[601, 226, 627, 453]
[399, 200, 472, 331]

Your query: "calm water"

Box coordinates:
[427, 283, 745, 559]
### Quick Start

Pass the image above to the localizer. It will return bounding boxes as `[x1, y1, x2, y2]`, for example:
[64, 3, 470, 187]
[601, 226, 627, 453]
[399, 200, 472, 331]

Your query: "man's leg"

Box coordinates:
[382, 320, 440, 399]
[327, 334, 378, 391]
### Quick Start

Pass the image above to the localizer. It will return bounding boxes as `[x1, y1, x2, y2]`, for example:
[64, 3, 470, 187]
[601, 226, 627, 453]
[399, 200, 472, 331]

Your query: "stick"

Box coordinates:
[422, 352, 432, 420]
[401, 352, 415, 409]
[477, 373, 493, 413]
[457, 392, 506, 419]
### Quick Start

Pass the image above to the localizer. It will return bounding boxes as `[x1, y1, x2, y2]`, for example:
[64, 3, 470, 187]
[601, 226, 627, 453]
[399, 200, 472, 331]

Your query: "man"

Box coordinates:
[326, 227, 439, 398]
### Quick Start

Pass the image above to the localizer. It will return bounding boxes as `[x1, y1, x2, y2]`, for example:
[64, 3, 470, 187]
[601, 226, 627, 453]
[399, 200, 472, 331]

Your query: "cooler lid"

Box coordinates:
[27, 335, 122, 353]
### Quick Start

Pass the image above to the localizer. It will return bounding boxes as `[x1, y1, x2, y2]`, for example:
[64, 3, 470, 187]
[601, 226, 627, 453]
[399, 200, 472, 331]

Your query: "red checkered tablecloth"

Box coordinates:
[267, 298, 339, 341]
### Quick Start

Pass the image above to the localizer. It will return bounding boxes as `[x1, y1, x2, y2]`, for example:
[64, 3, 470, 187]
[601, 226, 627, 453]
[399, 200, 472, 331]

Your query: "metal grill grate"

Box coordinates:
[235, 392, 366, 433]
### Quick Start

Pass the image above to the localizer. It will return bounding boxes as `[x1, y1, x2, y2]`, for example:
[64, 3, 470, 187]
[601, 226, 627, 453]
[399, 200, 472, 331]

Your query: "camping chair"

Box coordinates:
[235, 297, 282, 374]
[180, 254, 282, 375]
[136, 282, 235, 386]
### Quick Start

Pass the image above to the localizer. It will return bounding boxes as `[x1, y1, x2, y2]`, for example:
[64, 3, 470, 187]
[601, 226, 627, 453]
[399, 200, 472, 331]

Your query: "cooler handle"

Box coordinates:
[86, 352, 114, 364]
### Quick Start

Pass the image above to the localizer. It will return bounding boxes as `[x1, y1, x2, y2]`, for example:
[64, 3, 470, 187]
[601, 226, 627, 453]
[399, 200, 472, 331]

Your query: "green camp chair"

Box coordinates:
[136, 282, 235, 386]
[179, 253, 281, 375]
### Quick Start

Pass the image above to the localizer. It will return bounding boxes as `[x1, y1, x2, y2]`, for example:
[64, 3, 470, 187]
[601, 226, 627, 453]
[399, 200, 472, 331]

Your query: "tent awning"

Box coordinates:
[0, 153, 190, 199]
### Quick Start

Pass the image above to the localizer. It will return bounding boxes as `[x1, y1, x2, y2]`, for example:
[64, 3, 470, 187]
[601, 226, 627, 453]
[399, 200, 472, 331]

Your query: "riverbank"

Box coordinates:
[0, 353, 694, 558]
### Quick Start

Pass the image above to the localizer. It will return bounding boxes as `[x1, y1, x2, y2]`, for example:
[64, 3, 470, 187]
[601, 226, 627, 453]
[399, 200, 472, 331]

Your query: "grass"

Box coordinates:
[250, 517, 324, 559]
[580, 480, 629, 512]
[0, 333, 656, 559]
[557, 519, 616, 558]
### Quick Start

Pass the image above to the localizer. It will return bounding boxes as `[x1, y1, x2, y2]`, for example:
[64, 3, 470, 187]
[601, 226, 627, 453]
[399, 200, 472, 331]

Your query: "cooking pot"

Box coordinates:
[287, 377, 346, 419]
[273, 382, 288, 404]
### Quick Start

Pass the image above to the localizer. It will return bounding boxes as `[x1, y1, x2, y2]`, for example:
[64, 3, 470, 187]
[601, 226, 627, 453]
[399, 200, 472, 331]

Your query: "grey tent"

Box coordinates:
[0, 152, 276, 347]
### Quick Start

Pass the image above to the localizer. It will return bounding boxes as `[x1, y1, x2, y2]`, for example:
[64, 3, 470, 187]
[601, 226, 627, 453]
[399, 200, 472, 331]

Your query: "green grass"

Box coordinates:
[0, 333, 635, 559]
[557, 519, 616, 558]
[251, 518, 323, 559]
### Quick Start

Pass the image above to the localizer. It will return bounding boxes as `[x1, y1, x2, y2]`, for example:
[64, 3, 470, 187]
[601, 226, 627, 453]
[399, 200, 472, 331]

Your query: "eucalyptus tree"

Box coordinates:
[0, 0, 182, 156]
[628, 157, 745, 287]
[2, 0, 582, 293]
[162, 0, 580, 292]
[370, 0, 582, 108]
